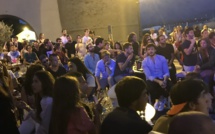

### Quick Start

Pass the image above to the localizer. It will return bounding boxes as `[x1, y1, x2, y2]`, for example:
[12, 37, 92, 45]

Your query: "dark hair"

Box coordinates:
[184, 27, 193, 35]
[43, 39, 50, 45]
[56, 38, 61, 42]
[49, 54, 58, 61]
[68, 57, 92, 80]
[128, 32, 136, 42]
[86, 43, 93, 50]
[115, 76, 147, 107]
[95, 37, 104, 46]
[142, 34, 151, 46]
[209, 32, 215, 39]
[114, 41, 122, 50]
[157, 35, 165, 42]
[24, 64, 44, 95]
[49, 76, 80, 134]
[34, 71, 55, 121]
[145, 43, 156, 50]
[123, 42, 132, 51]
[39, 54, 48, 61]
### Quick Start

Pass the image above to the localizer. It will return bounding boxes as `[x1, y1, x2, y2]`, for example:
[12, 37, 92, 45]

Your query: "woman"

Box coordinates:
[49, 76, 101, 134]
[0, 63, 19, 134]
[112, 41, 122, 59]
[68, 57, 96, 97]
[21, 64, 44, 108]
[20, 70, 54, 134]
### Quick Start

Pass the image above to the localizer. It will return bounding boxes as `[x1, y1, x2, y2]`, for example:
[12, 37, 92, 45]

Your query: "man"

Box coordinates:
[84, 43, 100, 74]
[47, 54, 67, 79]
[95, 50, 116, 90]
[32, 40, 41, 57]
[94, 37, 104, 58]
[12, 35, 23, 52]
[153, 79, 213, 134]
[181, 27, 198, 72]
[39, 54, 49, 70]
[82, 29, 92, 45]
[142, 44, 170, 111]
[114, 43, 135, 83]
[23, 45, 39, 65]
[101, 76, 152, 134]
[157, 35, 176, 84]
[65, 34, 76, 58]
[168, 111, 215, 134]
[60, 29, 68, 44]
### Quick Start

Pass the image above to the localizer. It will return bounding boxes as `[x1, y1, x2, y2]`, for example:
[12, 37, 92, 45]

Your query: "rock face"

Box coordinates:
[57, 0, 140, 42]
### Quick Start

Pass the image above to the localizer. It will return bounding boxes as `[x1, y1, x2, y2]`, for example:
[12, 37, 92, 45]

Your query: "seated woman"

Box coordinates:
[49, 76, 101, 134]
[24, 45, 40, 65]
[68, 57, 96, 98]
[19, 71, 55, 134]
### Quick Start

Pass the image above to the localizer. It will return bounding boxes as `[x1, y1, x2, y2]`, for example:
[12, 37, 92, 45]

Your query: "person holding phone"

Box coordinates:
[181, 27, 198, 72]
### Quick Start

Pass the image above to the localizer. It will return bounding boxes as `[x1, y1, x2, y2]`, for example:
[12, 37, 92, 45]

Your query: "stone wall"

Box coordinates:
[0, 0, 62, 41]
[58, 0, 140, 42]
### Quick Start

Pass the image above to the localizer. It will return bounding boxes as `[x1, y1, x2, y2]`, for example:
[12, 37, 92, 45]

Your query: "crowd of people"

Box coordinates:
[0, 25, 215, 134]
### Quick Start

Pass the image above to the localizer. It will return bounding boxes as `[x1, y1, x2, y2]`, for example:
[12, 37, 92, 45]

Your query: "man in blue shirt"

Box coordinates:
[142, 44, 170, 111]
[84, 43, 100, 74]
[95, 50, 116, 90]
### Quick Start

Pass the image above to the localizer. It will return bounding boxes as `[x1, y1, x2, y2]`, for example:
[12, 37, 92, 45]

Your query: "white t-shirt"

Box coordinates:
[82, 36, 92, 45]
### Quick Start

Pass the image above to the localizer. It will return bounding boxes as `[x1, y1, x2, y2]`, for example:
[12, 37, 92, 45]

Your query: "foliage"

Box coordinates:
[0, 21, 13, 46]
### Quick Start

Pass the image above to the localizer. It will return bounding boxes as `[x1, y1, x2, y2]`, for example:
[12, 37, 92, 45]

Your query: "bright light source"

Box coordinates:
[23, 27, 29, 31]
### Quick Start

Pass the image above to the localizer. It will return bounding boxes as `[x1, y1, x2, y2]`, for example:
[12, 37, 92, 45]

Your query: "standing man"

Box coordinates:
[181, 27, 198, 72]
[94, 37, 104, 58]
[142, 44, 170, 111]
[95, 50, 116, 90]
[65, 34, 76, 58]
[82, 29, 92, 45]
[84, 43, 100, 74]
[114, 43, 135, 83]
[60, 29, 68, 44]
[157, 35, 176, 84]
[12, 35, 23, 52]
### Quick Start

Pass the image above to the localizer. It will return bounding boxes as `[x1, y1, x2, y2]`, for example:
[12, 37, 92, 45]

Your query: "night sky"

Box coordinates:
[140, 0, 215, 28]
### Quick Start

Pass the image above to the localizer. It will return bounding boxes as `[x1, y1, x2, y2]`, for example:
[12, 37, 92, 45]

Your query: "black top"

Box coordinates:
[47, 66, 67, 79]
[39, 44, 52, 56]
[132, 41, 139, 56]
[32, 48, 40, 57]
[114, 53, 135, 76]
[94, 46, 101, 59]
[0, 94, 19, 134]
[156, 44, 174, 62]
[181, 40, 198, 66]
[101, 107, 152, 134]
[65, 41, 77, 58]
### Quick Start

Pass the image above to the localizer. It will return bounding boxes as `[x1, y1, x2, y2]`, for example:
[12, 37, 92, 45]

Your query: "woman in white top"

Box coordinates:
[19, 71, 55, 134]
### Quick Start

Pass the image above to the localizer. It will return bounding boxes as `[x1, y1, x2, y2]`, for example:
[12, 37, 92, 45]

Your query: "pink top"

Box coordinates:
[67, 107, 94, 134]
